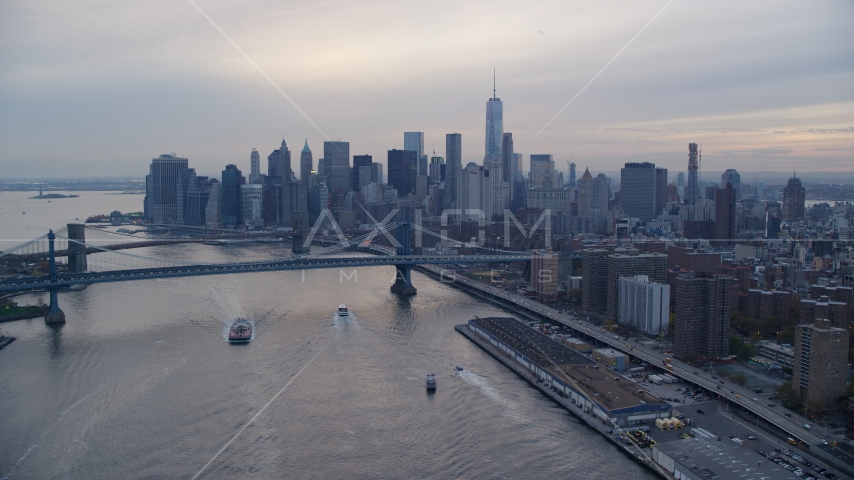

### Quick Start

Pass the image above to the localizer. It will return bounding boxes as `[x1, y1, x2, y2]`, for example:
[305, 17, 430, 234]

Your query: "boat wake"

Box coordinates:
[457, 369, 527, 424]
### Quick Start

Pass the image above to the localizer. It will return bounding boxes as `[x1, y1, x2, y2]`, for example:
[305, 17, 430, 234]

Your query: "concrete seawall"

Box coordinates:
[455, 323, 672, 479]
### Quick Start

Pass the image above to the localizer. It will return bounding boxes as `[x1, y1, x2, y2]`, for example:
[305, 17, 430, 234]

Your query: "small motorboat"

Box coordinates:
[426, 374, 436, 391]
[454, 366, 463, 372]
[337, 304, 349, 317]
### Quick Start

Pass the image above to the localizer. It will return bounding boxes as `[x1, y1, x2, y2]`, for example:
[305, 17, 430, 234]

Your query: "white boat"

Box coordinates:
[338, 304, 349, 317]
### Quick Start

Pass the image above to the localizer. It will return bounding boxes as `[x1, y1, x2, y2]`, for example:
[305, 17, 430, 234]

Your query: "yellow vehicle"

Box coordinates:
[735, 394, 742, 399]
[788, 437, 798, 445]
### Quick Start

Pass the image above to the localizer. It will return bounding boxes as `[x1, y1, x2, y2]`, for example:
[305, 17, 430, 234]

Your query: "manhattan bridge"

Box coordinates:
[0, 216, 546, 323]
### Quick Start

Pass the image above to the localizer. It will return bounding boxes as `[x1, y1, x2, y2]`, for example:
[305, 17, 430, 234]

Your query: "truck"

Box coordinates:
[661, 374, 678, 384]
[648, 374, 664, 385]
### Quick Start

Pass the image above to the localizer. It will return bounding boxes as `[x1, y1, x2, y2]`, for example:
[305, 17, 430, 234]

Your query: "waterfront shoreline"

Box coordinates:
[455, 323, 670, 479]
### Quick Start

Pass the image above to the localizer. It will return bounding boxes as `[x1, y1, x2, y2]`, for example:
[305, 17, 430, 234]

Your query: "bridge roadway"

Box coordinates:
[416, 263, 829, 448]
[0, 253, 530, 292]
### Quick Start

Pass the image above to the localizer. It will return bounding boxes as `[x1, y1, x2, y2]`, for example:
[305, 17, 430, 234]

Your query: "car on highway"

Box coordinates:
[785, 413, 792, 417]
[696, 409, 705, 414]
[719, 380, 725, 384]
[748, 435, 758, 440]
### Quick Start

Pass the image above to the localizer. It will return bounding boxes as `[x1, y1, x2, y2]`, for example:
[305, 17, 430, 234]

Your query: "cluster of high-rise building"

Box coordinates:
[142, 77, 615, 235]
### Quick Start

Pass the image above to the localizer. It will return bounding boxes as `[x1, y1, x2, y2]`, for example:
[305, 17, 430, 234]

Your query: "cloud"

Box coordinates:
[0, 0, 852, 177]
[716, 147, 795, 156]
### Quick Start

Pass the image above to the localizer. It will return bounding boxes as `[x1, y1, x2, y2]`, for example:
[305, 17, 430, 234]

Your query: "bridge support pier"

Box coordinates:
[45, 230, 65, 323]
[390, 222, 417, 295]
[45, 288, 65, 324]
[391, 265, 417, 295]
[292, 213, 310, 255]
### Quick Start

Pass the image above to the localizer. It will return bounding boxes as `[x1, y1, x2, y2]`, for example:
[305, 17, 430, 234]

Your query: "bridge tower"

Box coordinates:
[390, 221, 417, 295]
[292, 212, 310, 255]
[67, 223, 88, 273]
[44, 230, 66, 324]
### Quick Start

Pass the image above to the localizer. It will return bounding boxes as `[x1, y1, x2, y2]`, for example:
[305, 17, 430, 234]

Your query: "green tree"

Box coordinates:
[732, 374, 748, 386]
[777, 382, 802, 411]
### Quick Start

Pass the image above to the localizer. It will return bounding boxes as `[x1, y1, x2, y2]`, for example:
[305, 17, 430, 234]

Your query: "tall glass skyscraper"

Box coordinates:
[484, 88, 503, 166]
[445, 133, 461, 209]
[249, 148, 261, 185]
[323, 141, 350, 192]
[485, 77, 504, 217]
[404, 132, 425, 176]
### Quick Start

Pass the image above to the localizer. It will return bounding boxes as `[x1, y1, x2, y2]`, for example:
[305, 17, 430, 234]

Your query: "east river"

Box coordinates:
[0, 191, 656, 479]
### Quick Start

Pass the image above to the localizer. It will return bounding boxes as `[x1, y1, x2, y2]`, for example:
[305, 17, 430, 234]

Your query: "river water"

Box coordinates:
[0, 191, 655, 479]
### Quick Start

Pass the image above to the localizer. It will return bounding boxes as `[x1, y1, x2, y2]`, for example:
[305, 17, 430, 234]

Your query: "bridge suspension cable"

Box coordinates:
[57, 235, 199, 271]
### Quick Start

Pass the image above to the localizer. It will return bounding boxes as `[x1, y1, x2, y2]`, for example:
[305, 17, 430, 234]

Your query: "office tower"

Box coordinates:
[606, 253, 668, 320]
[655, 167, 667, 217]
[676, 172, 685, 187]
[673, 273, 733, 362]
[530, 154, 554, 188]
[358, 165, 373, 191]
[308, 183, 328, 226]
[500, 132, 513, 212]
[513, 153, 523, 182]
[794, 318, 849, 410]
[618, 275, 670, 335]
[145, 154, 189, 224]
[569, 162, 576, 188]
[577, 168, 610, 232]
[221, 164, 245, 228]
[720, 169, 741, 200]
[290, 181, 308, 214]
[240, 184, 263, 227]
[457, 162, 493, 223]
[404, 132, 425, 175]
[267, 138, 292, 183]
[582, 249, 610, 314]
[249, 148, 261, 185]
[686, 143, 700, 206]
[531, 249, 559, 301]
[782, 175, 806, 221]
[388, 149, 417, 197]
[371, 162, 383, 184]
[484, 77, 503, 169]
[620, 162, 657, 221]
[525, 188, 571, 214]
[183, 172, 216, 227]
[429, 156, 445, 183]
[300, 139, 312, 182]
[714, 182, 736, 245]
[323, 141, 350, 192]
[204, 181, 222, 229]
[352, 154, 373, 193]
[445, 133, 462, 209]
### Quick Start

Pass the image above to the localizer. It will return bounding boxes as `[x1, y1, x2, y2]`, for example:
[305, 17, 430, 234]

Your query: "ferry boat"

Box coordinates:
[337, 304, 349, 317]
[425, 374, 436, 391]
[228, 318, 252, 343]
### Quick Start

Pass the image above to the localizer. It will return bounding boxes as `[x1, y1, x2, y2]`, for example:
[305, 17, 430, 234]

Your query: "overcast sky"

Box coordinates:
[1, 0, 852, 179]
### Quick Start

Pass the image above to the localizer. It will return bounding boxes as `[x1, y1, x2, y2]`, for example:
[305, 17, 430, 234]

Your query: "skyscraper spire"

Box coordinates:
[493, 69, 496, 99]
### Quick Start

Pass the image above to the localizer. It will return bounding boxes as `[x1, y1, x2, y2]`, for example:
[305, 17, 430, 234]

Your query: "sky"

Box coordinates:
[0, 0, 852, 179]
